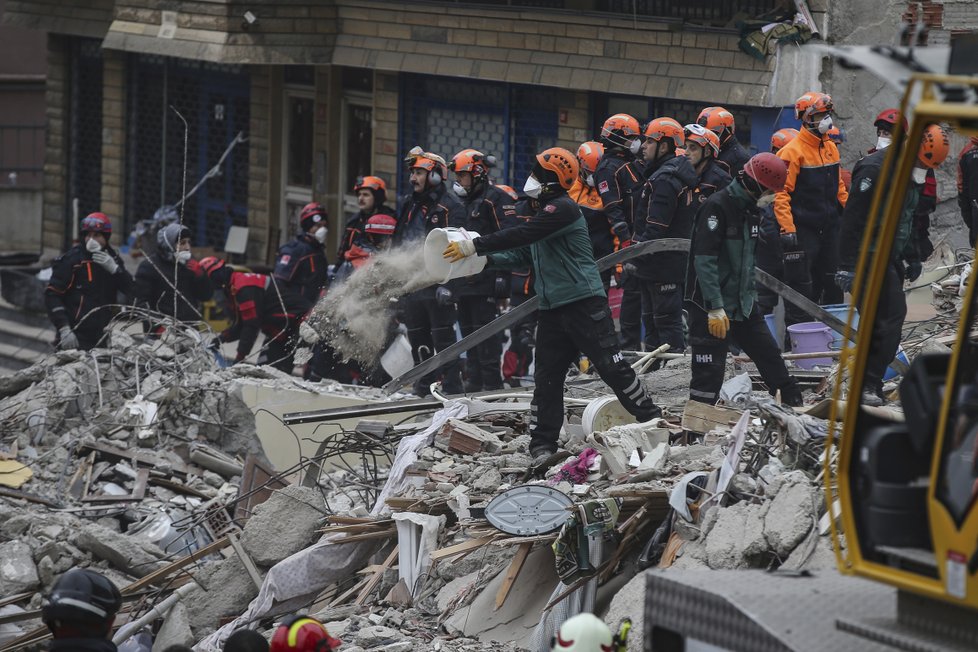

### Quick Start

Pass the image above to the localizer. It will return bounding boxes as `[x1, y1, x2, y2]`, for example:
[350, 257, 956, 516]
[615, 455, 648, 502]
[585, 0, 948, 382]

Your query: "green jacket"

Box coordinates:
[685, 180, 760, 320]
[474, 194, 605, 310]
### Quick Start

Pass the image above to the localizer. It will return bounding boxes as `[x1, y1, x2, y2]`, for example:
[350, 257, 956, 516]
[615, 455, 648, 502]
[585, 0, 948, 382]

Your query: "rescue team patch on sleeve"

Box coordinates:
[544, 204, 557, 213]
[278, 255, 291, 266]
[859, 177, 873, 193]
[707, 215, 719, 231]
[598, 180, 610, 194]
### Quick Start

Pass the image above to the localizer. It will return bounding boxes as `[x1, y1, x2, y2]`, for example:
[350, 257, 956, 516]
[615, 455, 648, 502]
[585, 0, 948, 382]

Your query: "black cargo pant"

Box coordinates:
[401, 290, 463, 395]
[458, 294, 503, 391]
[687, 302, 800, 405]
[639, 277, 685, 353]
[618, 277, 643, 350]
[862, 261, 907, 395]
[260, 289, 313, 374]
[755, 223, 783, 316]
[784, 223, 842, 326]
[531, 296, 661, 455]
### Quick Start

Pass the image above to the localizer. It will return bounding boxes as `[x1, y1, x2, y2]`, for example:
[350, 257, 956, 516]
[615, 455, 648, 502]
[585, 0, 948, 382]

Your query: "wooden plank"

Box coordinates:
[354, 546, 399, 606]
[429, 536, 497, 561]
[492, 533, 558, 546]
[329, 576, 370, 608]
[120, 536, 230, 596]
[227, 532, 264, 590]
[681, 401, 743, 435]
[494, 542, 533, 611]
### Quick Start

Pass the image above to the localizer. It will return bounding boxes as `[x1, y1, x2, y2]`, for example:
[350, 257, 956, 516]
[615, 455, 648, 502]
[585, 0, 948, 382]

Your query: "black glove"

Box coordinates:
[779, 232, 798, 250]
[835, 270, 855, 293]
[207, 335, 222, 352]
[494, 276, 509, 300]
[611, 221, 631, 242]
[620, 263, 637, 285]
[904, 260, 922, 282]
[435, 286, 455, 307]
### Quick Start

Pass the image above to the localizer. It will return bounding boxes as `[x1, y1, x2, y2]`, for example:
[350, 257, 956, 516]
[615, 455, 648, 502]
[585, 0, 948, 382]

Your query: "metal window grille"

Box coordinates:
[67, 37, 103, 244]
[125, 55, 250, 251]
[0, 125, 44, 187]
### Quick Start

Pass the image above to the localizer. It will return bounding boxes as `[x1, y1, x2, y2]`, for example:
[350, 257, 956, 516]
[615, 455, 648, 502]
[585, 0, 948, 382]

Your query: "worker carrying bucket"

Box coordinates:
[439, 146, 662, 466]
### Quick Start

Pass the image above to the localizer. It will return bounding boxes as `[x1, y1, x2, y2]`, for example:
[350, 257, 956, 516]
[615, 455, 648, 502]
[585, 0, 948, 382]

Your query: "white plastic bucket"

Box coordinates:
[423, 227, 487, 284]
[380, 333, 413, 378]
[582, 396, 635, 433]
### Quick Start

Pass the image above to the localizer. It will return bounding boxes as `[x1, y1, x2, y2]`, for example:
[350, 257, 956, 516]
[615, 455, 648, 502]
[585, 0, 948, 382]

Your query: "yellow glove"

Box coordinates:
[707, 308, 729, 340]
[443, 239, 476, 262]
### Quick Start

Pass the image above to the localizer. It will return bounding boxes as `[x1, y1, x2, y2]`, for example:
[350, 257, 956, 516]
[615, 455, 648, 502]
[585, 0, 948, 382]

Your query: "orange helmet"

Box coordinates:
[918, 124, 950, 169]
[826, 125, 845, 144]
[800, 93, 833, 125]
[270, 616, 341, 652]
[683, 123, 720, 157]
[576, 141, 604, 176]
[644, 117, 685, 149]
[534, 147, 579, 191]
[353, 175, 386, 193]
[449, 148, 492, 180]
[696, 106, 736, 137]
[600, 113, 642, 150]
[404, 146, 448, 183]
[770, 128, 799, 153]
[496, 184, 518, 200]
[794, 91, 820, 120]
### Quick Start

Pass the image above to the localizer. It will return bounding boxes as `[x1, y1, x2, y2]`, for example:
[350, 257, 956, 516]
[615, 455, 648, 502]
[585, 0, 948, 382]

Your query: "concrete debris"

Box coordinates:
[73, 523, 168, 578]
[0, 540, 40, 595]
[239, 485, 325, 566]
[151, 601, 195, 652]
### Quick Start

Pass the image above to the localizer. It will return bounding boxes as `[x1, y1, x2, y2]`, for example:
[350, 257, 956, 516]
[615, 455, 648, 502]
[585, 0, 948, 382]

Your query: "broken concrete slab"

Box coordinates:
[73, 523, 167, 578]
[353, 625, 403, 648]
[704, 500, 770, 569]
[186, 555, 261, 637]
[0, 540, 39, 594]
[152, 600, 194, 652]
[240, 484, 325, 567]
[763, 471, 816, 558]
[604, 572, 645, 652]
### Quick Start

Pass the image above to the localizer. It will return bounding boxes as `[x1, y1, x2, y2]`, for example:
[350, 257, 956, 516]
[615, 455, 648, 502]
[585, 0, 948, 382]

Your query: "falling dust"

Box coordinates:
[305, 242, 438, 364]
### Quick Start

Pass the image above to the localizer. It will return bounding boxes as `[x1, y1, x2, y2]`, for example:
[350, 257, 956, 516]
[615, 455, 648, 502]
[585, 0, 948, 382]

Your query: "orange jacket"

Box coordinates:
[773, 127, 849, 233]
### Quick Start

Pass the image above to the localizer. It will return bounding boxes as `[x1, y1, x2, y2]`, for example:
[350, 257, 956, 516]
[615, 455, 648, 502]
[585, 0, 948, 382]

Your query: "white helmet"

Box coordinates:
[551, 613, 613, 651]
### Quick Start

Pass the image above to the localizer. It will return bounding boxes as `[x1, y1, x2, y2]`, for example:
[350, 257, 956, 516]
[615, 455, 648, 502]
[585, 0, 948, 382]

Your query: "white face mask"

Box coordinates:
[452, 181, 468, 197]
[175, 250, 192, 264]
[876, 135, 892, 150]
[86, 237, 102, 253]
[314, 226, 328, 243]
[523, 175, 542, 199]
[817, 115, 833, 135]
[912, 167, 927, 185]
[629, 139, 642, 155]
[756, 193, 776, 208]
[586, 174, 595, 188]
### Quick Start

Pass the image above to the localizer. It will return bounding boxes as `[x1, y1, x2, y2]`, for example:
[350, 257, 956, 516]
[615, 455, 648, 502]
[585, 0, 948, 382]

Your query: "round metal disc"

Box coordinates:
[485, 485, 574, 536]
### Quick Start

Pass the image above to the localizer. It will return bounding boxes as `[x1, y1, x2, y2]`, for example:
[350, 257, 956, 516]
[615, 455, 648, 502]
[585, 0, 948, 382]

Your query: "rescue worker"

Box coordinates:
[697, 106, 750, 176]
[449, 148, 517, 392]
[443, 147, 662, 463]
[269, 615, 341, 652]
[632, 117, 698, 356]
[46, 213, 133, 351]
[549, 613, 613, 651]
[198, 257, 308, 370]
[594, 114, 644, 349]
[755, 128, 800, 315]
[686, 153, 803, 407]
[334, 213, 398, 281]
[338, 176, 395, 264]
[683, 124, 731, 215]
[836, 124, 949, 405]
[570, 141, 615, 287]
[41, 567, 122, 652]
[275, 202, 329, 307]
[958, 133, 978, 247]
[133, 222, 213, 332]
[394, 145, 466, 396]
[774, 92, 849, 325]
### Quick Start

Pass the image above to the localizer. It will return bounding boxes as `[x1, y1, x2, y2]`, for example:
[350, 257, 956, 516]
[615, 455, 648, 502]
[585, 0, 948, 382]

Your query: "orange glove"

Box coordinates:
[707, 308, 729, 340]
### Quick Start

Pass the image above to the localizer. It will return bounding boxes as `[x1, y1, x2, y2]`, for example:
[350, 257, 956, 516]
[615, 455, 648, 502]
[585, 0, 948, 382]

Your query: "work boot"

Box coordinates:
[780, 385, 804, 408]
[860, 390, 884, 407]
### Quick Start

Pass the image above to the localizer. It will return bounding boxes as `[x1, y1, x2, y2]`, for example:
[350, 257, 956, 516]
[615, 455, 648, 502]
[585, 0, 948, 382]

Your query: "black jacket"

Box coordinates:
[273, 233, 328, 308]
[717, 137, 751, 177]
[456, 184, 519, 297]
[337, 204, 396, 262]
[592, 150, 643, 228]
[134, 253, 213, 323]
[45, 244, 133, 342]
[633, 153, 699, 281]
[394, 182, 466, 298]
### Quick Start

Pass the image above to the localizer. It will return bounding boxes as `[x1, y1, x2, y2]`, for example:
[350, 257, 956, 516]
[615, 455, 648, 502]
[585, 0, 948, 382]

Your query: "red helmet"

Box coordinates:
[199, 256, 227, 276]
[270, 616, 341, 652]
[683, 123, 720, 157]
[644, 117, 685, 149]
[696, 106, 736, 137]
[874, 108, 908, 133]
[576, 141, 604, 176]
[364, 213, 397, 236]
[743, 152, 788, 193]
[770, 128, 799, 153]
[299, 203, 328, 231]
[80, 212, 112, 235]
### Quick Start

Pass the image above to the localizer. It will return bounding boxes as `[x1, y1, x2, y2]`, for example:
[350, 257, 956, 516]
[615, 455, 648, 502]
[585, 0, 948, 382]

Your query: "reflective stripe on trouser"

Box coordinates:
[531, 296, 661, 452]
[639, 279, 685, 352]
[687, 302, 797, 405]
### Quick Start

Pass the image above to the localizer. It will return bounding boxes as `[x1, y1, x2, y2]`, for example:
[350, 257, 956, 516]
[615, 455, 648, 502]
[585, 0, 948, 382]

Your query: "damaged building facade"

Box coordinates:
[2, 0, 834, 264]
